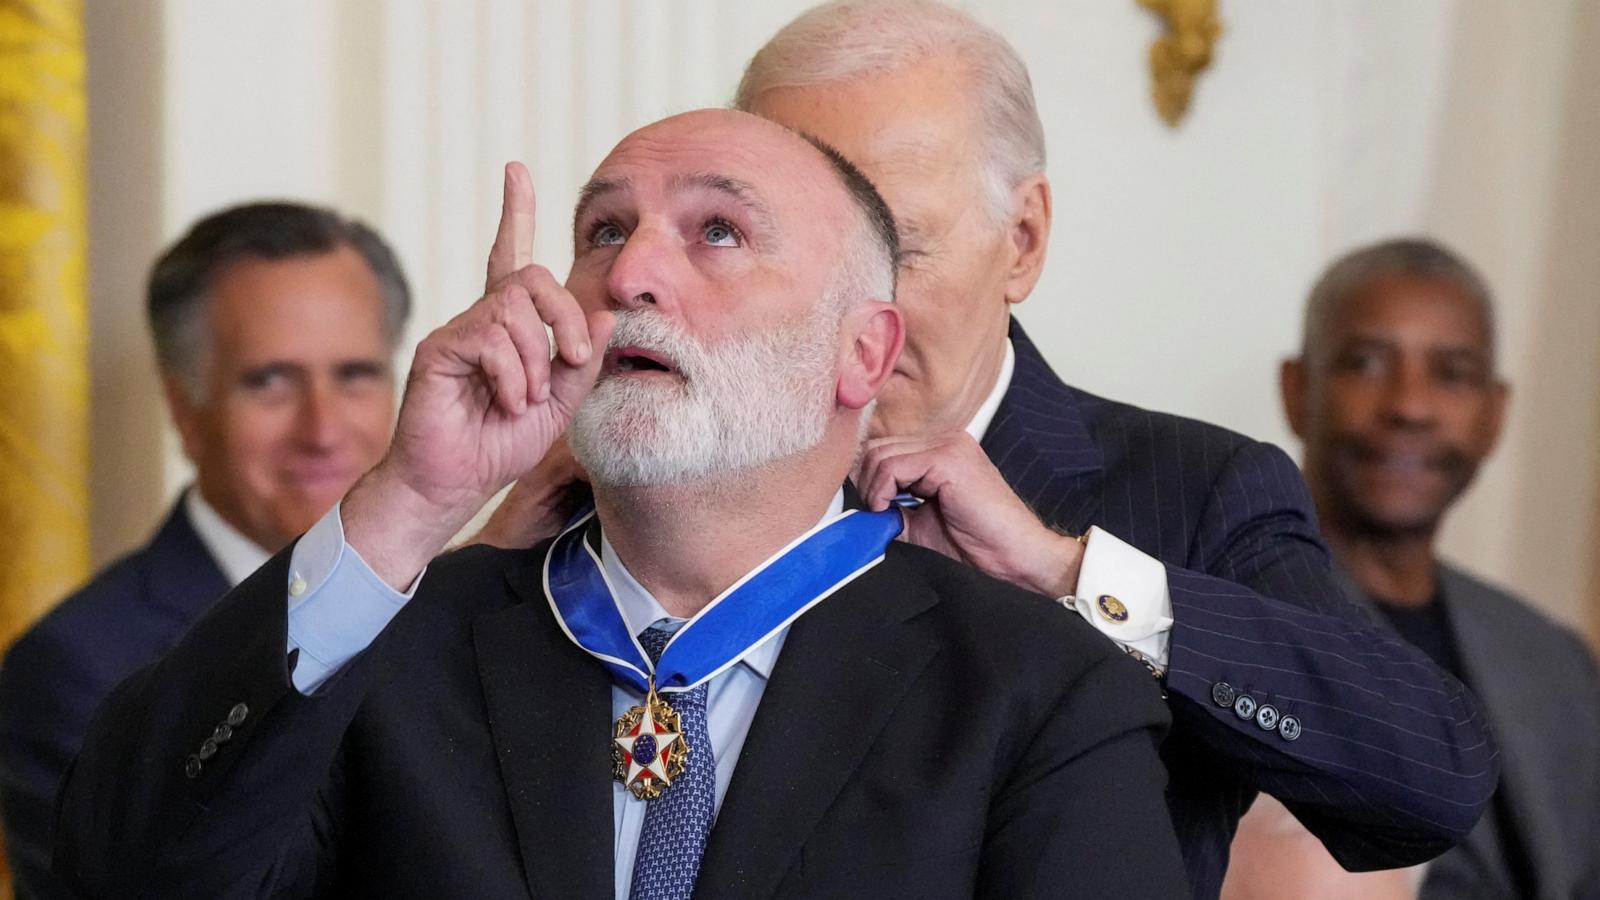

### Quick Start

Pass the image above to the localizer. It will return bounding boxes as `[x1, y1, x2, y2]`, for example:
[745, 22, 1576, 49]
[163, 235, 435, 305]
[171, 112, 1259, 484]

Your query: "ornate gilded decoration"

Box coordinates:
[613, 690, 691, 801]
[1138, 0, 1222, 127]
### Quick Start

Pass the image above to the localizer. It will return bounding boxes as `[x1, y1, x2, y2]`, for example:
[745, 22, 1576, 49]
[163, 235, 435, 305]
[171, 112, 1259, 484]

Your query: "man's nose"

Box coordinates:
[1380, 360, 1437, 428]
[604, 225, 679, 313]
[293, 381, 343, 450]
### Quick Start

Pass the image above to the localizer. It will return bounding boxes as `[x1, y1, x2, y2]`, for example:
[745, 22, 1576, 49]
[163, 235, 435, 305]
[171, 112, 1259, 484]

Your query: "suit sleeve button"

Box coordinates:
[227, 703, 249, 726]
[1278, 715, 1302, 741]
[198, 739, 218, 761]
[213, 723, 233, 744]
[1211, 682, 1237, 708]
[1255, 704, 1279, 731]
[184, 755, 203, 779]
[1233, 694, 1257, 720]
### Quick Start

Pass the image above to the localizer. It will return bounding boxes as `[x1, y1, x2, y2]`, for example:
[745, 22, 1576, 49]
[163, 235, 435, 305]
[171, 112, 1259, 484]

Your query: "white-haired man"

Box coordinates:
[54, 110, 1188, 899]
[734, 2, 1500, 896]
[479, 3, 1500, 897]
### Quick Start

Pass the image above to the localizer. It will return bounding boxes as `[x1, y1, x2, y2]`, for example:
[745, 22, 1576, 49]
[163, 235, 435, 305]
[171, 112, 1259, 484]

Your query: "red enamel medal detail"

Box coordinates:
[612, 686, 690, 800]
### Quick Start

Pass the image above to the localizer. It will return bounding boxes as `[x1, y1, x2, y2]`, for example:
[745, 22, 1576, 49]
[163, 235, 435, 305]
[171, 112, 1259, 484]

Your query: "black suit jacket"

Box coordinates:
[54, 532, 1190, 898]
[985, 322, 1498, 897]
[0, 501, 230, 899]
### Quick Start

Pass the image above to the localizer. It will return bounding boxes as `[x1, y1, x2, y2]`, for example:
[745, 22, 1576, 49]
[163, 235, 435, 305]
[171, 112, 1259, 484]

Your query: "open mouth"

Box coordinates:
[607, 346, 678, 376]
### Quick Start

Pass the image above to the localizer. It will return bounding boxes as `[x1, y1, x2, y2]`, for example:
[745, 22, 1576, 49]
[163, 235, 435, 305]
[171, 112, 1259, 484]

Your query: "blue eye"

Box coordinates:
[704, 219, 739, 247]
[590, 222, 626, 246]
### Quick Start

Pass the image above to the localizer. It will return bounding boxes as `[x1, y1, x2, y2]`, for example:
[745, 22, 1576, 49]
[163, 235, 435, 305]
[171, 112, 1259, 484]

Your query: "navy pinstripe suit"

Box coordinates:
[985, 321, 1498, 899]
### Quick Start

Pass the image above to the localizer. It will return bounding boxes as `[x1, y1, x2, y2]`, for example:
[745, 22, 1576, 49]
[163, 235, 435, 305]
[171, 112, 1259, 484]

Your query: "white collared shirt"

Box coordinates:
[963, 340, 1015, 443]
[184, 488, 270, 588]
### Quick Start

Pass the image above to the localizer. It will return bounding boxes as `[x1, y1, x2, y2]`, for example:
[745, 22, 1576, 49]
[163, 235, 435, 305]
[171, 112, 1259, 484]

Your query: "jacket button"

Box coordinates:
[184, 755, 202, 779]
[1233, 693, 1257, 720]
[198, 738, 218, 761]
[213, 723, 233, 744]
[1255, 704, 1280, 731]
[1279, 716, 1302, 741]
[1211, 682, 1237, 708]
[227, 703, 249, 727]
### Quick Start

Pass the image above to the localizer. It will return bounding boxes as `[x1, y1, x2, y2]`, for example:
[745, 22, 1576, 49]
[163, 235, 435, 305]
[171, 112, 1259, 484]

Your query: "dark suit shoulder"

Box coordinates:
[3, 542, 182, 692]
[407, 541, 548, 618]
[1441, 562, 1600, 684]
[1069, 384, 1266, 473]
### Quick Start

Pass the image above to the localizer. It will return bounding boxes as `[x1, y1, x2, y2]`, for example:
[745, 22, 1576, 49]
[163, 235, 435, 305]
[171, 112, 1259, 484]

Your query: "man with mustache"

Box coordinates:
[1262, 237, 1600, 900]
[480, 2, 1498, 895]
[53, 110, 1188, 898]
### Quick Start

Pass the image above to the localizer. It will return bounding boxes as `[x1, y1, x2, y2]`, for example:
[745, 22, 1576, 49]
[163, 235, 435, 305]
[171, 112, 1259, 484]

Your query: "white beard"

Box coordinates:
[567, 303, 840, 488]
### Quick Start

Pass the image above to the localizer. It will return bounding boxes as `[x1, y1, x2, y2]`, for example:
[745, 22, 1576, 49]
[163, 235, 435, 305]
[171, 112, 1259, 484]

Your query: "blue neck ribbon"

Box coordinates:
[542, 505, 903, 694]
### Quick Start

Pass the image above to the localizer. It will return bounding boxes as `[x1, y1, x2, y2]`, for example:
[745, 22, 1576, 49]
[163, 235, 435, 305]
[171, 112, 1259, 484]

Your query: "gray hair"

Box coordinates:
[148, 201, 412, 401]
[801, 132, 899, 309]
[735, 0, 1046, 225]
[1302, 237, 1496, 362]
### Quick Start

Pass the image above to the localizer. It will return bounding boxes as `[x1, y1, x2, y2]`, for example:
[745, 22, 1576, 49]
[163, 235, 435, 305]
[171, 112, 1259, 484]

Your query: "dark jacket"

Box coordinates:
[54, 532, 1189, 898]
[0, 502, 229, 899]
[987, 321, 1498, 897]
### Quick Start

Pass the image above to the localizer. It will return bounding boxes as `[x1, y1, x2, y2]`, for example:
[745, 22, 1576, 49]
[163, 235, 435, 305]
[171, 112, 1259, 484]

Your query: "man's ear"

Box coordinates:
[1480, 379, 1511, 457]
[1279, 357, 1308, 439]
[1002, 174, 1051, 306]
[161, 373, 205, 463]
[836, 301, 903, 410]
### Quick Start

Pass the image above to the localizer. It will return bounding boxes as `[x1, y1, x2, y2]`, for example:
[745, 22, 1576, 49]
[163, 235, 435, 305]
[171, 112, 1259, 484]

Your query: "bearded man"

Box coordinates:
[52, 110, 1188, 900]
[480, 5, 1500, 897]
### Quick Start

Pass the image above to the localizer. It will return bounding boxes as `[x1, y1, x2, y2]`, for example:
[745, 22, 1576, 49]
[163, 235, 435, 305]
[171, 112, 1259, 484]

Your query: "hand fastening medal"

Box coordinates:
[542, 503, 905, 801]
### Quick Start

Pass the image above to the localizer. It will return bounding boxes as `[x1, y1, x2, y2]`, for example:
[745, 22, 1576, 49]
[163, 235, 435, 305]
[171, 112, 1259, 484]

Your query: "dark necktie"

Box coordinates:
[629, 625, 717, 900]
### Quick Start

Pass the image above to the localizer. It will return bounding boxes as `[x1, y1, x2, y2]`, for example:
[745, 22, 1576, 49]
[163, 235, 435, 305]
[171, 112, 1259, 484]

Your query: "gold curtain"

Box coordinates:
[0, 0, 88, 630]
[0, 0, 87, 884]
[0, 0, 87, 625]
[0, 0, 87, 891]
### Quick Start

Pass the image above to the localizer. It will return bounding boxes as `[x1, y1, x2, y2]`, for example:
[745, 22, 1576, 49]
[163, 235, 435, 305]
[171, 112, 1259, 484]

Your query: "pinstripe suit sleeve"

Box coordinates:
[1162, 438, 1499, 869]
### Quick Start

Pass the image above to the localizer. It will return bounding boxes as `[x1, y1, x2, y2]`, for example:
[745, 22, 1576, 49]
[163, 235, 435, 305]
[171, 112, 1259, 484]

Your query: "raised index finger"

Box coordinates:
[486, 161, 536, 291]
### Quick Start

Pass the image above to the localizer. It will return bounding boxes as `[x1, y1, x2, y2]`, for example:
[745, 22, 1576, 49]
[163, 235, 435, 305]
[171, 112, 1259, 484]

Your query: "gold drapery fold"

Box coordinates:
[0, 0, 87, 884]
[0, 0, 87, 679]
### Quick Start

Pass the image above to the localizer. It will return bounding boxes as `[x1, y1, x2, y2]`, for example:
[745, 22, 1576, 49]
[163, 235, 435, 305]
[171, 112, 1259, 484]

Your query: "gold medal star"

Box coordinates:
[614, 702, 683, 790]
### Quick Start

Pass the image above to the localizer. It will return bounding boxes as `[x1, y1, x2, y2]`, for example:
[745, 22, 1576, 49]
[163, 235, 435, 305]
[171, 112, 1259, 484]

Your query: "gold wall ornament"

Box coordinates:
[1139, 0, 1222, 127]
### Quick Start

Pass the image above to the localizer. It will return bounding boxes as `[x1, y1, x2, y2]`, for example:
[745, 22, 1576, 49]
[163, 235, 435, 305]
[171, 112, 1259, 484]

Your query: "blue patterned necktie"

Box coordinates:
[629, 626, 717, 900]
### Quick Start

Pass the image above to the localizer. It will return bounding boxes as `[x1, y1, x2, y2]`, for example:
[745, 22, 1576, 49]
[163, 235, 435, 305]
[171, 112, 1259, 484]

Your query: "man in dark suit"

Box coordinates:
[54, 109, 1189, 899]
[1268, 237, 1600, 899]
[477, 4, 1498, 897]
[0, 203, 410, 898]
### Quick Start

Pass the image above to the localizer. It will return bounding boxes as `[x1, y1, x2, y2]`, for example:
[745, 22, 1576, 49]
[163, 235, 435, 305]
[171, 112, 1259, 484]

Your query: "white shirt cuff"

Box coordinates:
[1067, 526, 1174, 667]
[285, 503, 426, 694]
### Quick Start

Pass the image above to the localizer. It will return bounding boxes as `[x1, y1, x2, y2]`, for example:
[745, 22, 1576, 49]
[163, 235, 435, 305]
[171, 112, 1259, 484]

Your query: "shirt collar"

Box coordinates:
[598, 488, 846, 681]
[963, 339, 1016, 442]
[184, 487, 272, 588]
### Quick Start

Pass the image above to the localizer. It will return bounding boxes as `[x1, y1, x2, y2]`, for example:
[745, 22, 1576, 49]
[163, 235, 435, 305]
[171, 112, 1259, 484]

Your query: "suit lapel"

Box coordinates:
[479, 560, 616, 900]
[983, 320, 1103, 532]
[145, 501, 232, 619]
[694, 555, 940, 899]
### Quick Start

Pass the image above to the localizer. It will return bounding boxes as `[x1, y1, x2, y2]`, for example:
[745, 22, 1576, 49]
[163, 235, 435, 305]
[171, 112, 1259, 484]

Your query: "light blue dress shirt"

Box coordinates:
[282, 491, 844, 898]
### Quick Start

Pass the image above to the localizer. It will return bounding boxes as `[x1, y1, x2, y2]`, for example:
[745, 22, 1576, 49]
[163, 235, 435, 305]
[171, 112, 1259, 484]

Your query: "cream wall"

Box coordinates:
[84, 1, 1599, 639]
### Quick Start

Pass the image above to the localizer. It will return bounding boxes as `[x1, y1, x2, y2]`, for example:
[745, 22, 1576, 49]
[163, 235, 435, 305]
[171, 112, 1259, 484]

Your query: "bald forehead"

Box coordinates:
[574, 109, 855, 240]
[602, 109, 838, 183]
